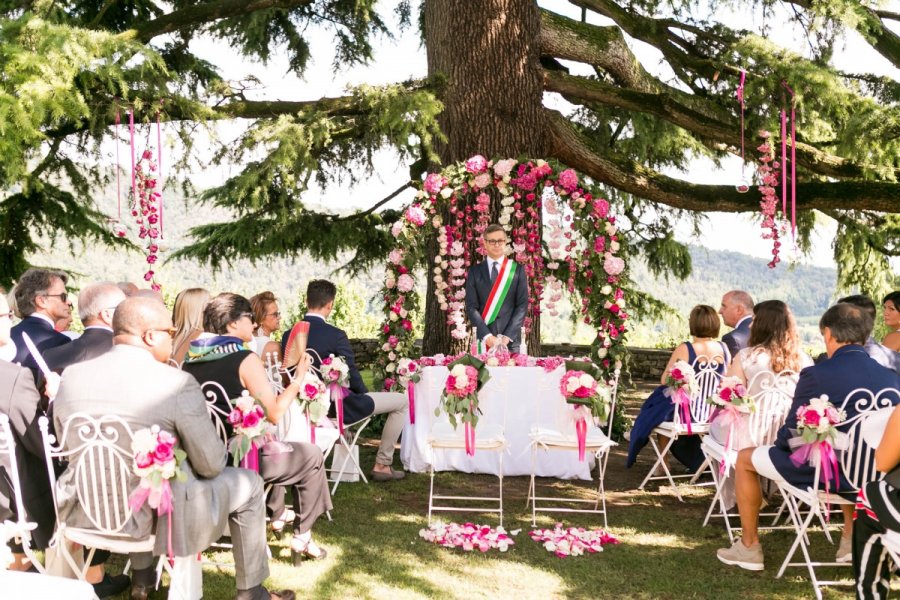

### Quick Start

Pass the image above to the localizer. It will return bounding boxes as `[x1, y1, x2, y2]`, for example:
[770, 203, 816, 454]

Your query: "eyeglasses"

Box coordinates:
[266, 311, 281, 319]
[484, 238, 507, 246]
[42, 292, 68, 303]
[239, 312, 256, 324]
[144, 327, 177, 339]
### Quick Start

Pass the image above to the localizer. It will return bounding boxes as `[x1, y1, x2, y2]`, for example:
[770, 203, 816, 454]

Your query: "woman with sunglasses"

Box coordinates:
[249, 291, 282, 361]
[182, 293, 331, 564]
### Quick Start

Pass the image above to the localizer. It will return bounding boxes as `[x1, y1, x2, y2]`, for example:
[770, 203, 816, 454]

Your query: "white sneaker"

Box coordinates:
[717, 538, 765, 571]
[836, 535, 852, 563]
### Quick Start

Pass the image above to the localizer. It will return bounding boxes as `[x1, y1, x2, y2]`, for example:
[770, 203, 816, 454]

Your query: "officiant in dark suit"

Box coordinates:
[10, 268, 73, 368]
[43, 282, 126, 373]
[464, 224, 529, 353]
[719, 290, 754, 359]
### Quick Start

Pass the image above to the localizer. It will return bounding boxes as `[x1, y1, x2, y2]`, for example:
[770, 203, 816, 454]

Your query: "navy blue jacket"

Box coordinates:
[10, 316, 71, 370]
[464, 259, 529, 352]
[722, 316, 752, 359]
[281, 316, 375, 425]
[768, 344, 900, 491]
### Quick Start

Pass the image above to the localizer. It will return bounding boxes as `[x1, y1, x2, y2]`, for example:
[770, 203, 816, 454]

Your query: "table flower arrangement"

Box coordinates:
[788, 394, 848, 498]
[559, 361, 612, 460]
[664, 360, 698, 434]
[320, 354, 350, 434]
[439, 354, 491, 456]
[706, 376, 756, 474]
[417, 353, 574, 373]
[128, 425, 187, 565]
[529, 524, 619, 557]
[397, 358, 421, 424]
[419, 522, 514, 552]
[227, 391, 273, 469]
[296, 371, 329, 444]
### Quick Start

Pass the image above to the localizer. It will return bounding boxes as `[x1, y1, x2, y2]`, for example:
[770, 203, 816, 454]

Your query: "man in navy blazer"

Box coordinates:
[464, 224, 529, 353]
[282, 280, 408, 481]
[43, 282, 125, 374]
[719, 290, 754, 359]
[10, 268, 72, 369]
[717, 302, 900, 572]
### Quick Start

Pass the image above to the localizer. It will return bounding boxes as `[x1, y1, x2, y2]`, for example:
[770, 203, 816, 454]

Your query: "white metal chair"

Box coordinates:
[638, 355, 724, 501]
[38, 413, 184, 595]
[775, 388, 900, 599]
[701, 369, 798, 541]
[526, 369, 620, 527]
[199, 380, 234, 447]
[426, 372, 508, 527]
[0, 413, 44, 573]
[325, 415, 372, 495]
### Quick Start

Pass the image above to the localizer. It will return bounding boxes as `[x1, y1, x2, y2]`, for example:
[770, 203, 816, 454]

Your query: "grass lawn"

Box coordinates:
[127, 382, 861, 599]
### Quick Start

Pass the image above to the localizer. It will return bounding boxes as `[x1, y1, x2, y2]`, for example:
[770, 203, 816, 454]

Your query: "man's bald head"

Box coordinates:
[113, 297, 172, 337]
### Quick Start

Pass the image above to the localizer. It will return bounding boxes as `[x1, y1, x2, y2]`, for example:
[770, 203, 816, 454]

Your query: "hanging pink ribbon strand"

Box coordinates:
[780, 108, 787, 216]
[115, 108, 122, 223]
[156, 109, 164, 239]
[129, 110, 137, 210]
[735, 70, 749, 192]
[781, 81, 797, 240]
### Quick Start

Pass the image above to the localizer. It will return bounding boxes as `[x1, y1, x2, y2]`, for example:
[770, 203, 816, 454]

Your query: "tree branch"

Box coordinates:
[543, 108, 900, 213]
[124, 0, 315, 43]
[543, 70, 900, 182]
[335, 182, 413, 221]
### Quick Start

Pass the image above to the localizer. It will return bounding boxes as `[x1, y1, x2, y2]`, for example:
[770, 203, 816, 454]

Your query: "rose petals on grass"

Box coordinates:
[419, 522, 515, 552]
[529, 524, 619, 558]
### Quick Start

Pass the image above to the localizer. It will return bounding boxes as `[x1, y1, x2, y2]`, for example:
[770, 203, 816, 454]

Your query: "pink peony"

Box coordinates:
[405, 205, 426, 226]
[397, 274, 415, 293]
[493, 158, 516, 178]
[465, 155, 488, 174]
[603, 254, 625, 276]
[473, 172, 492, 188]
[401, 319, 413, 331]
[557, 169, 579, 193]
[423, 173, 445, 195]
[593, 199, 609, 218]
[389, 249, 404, 265]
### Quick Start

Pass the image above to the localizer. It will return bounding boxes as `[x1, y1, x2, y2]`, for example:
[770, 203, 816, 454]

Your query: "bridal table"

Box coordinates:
[400, 365, 595, 479]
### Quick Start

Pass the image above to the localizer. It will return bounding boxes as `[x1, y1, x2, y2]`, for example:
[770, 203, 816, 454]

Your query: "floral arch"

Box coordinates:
[373, 156, 630, 390]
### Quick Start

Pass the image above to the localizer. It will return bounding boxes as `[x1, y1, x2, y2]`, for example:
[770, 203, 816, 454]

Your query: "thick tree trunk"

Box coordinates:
[422, 0, 546, 356]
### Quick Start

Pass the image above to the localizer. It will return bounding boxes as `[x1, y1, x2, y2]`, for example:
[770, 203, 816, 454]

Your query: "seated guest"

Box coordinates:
[171, 288, 210, 366]
[882, 291, 900, 352]
[626, 305, 730, 471]
[54, 311, 79, 340]
[249, 291, 283, 361]
[53, 297, 296, 600]
[282, 279, 408, 481]
[182, 293, 331, 562]
[853, 403, 900, 599]
[707, 300, 812, 507]
[10, 269, 73, 367]
[44, 282, 126, 372]
[117, 281, 139, 297]
[826, 295, 899, 375]
[0, 292, 55, 574]
[717, 303, 900, 571]
[719, 290, 754, 359]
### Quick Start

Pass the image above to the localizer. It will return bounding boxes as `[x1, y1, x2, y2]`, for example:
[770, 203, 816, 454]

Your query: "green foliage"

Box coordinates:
[280, 277, 381, 340]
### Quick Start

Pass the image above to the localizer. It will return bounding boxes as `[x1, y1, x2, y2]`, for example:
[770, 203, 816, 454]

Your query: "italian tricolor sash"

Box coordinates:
[481, 257, 516, 326]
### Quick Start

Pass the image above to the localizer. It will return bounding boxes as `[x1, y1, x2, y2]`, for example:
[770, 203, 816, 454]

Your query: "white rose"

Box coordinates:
[450, 364, 467, 376]
[597, 348, 608, 358]
[616, 298, 626, 308]
[386, 363, 396, 373]
[400, 309, 408, 318]
[382, 343, 391, 351]
[388, 351, 397, 361]
[131, 429, 156, 454]
[440, 187, 453, 198]
[389, 312, 399, 321]
[601, 285, 612, 295]
[610, 241, 620, 252]
[605, 223, 617, 235]
[566, 378, 580, 393]
[454, 374, 470, 389]
[486, 357, 499, 366]
[579, 373, 595, 388]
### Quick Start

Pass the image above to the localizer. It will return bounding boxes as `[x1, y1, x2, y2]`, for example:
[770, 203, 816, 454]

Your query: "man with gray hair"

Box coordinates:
[44, 282, 126, 374]
[10, 268, 72, 367]
[719, 290, 754, 358]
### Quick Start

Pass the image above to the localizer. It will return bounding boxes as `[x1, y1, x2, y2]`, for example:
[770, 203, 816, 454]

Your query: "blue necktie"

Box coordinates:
[490, 261, 498, 283]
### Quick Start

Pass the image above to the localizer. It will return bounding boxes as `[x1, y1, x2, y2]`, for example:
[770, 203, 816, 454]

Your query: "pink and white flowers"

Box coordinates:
[666, 360, 698, 397]
[227, 391, 273, 464]
[438, 355, 491, 441]
[794, 394, 845, 443]
[396, 357, 421, 388]
[296, 371, 330, 422]
[419, 522, 514, 552]
[707, 376, 755, 413]
[129, 426, 186, 513]
[320, 354, 350, 388]
[529, 524, 618, 557]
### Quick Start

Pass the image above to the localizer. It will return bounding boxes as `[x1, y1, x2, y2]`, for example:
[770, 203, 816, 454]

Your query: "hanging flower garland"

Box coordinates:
[132, 149, 163, 290]
[372, 156, 630, 389]
[755, 131, 787, 268]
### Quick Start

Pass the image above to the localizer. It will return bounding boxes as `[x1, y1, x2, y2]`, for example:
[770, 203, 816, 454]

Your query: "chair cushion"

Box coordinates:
[529, 427, 616, 450]
[428, 422, 506, 450]
[653, 421, 710, 436]
[701, 436, 726, 461]
[63, 527, 156, 554]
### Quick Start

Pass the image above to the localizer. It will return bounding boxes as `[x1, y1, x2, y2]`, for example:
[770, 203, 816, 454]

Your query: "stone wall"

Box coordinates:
[349, 338, 672, 381]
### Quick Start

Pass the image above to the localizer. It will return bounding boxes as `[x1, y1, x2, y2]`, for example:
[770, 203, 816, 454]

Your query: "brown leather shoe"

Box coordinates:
[269, 591, 296, 600]
[130, 583, 150, 600]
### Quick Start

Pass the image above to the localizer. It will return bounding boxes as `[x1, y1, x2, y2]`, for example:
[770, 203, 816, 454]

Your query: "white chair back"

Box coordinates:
[745, 369, 799, 447]
[38, 413, 136, 535]
[834, 388, 900, 492]
[199, 381, 235, 447]
[684, 355, 724, 425]
[0, 414, 29, 529]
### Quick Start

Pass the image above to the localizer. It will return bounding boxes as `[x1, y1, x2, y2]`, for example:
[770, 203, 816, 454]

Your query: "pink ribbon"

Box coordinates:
[128, 477, 175, 567]
[128, 110, 136, 205]
[156, 111, 164, 239]
[115, 109, 122, 221]
[715, 405, 743, 476]
[306, 408, 316, 444]
[672, 387, 693, 435]
[329, 384, 346, 436]
[736, 70, 746, 163]
[575, 416, 587, 462]
[407, 384, 416, 425]
[781, 108, 787, 216]
[789, 440, 840, 519]
[781, 81, 797, 239]
[465, 401, 476, 456]
[239, 441, 259, 472]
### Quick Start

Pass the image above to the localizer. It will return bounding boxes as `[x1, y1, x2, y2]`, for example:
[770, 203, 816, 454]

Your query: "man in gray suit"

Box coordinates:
[53, 297, 294, 600]
[464, 224, 529, 353]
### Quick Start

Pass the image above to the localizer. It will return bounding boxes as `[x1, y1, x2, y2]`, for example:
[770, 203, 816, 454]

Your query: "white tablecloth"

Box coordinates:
[0, 570, 94, 599]
[400, 365, 594, 479]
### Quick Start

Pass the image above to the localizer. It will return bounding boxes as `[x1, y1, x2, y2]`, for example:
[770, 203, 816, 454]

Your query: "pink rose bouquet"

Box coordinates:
[665, 360, 698, 433]
[439, 354, 492, 455]
[788, 395, 848, 499]
[320, 354, 350, 388]
[227, 391, 273, 465]
[706, 376, 755, 474]
[559, 361, 612, 460]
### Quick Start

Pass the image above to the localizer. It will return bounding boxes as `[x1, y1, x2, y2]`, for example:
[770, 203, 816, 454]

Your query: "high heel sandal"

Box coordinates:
[290, 535, 328, 566]
[270, 509, 296, 540]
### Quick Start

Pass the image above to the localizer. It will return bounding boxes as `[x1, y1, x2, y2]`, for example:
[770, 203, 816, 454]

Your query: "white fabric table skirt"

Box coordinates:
[0, 570, 94, 599]
[400, 365, 594, 479]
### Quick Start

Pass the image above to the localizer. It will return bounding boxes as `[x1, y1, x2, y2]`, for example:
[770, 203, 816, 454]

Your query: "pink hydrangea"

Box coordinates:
[473, 172, 492, 188]
[423, 173, 445, 195]
[557, 169, 579, 193]
[465, 155, 488, 174]
[397, 274, 414, 293]
[493, 158, 516, 178]
[405, 205, 426, 226]
[603, 254, 625, 276]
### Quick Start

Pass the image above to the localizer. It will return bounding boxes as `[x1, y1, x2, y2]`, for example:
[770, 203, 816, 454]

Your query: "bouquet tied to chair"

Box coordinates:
[705, 376, 756, 475]
[559, 360, 612, 461]
[664, 360, 698, 434]
[438, 354, 492, 456]
[788, 394, 849, 507]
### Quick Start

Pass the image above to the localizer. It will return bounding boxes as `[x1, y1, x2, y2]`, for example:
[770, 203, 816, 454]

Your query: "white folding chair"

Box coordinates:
[638, 355, 724, 501]
[701, 369, 798, 542]
[325, 415, 372, 495]
[775, 388, 900, 599]
[199, 381, 235, 447]
[38, 413, 185, 596]
[427, 373, 508, 527]
[0, 413, 44, 573]
[526, 369, 620, 527]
